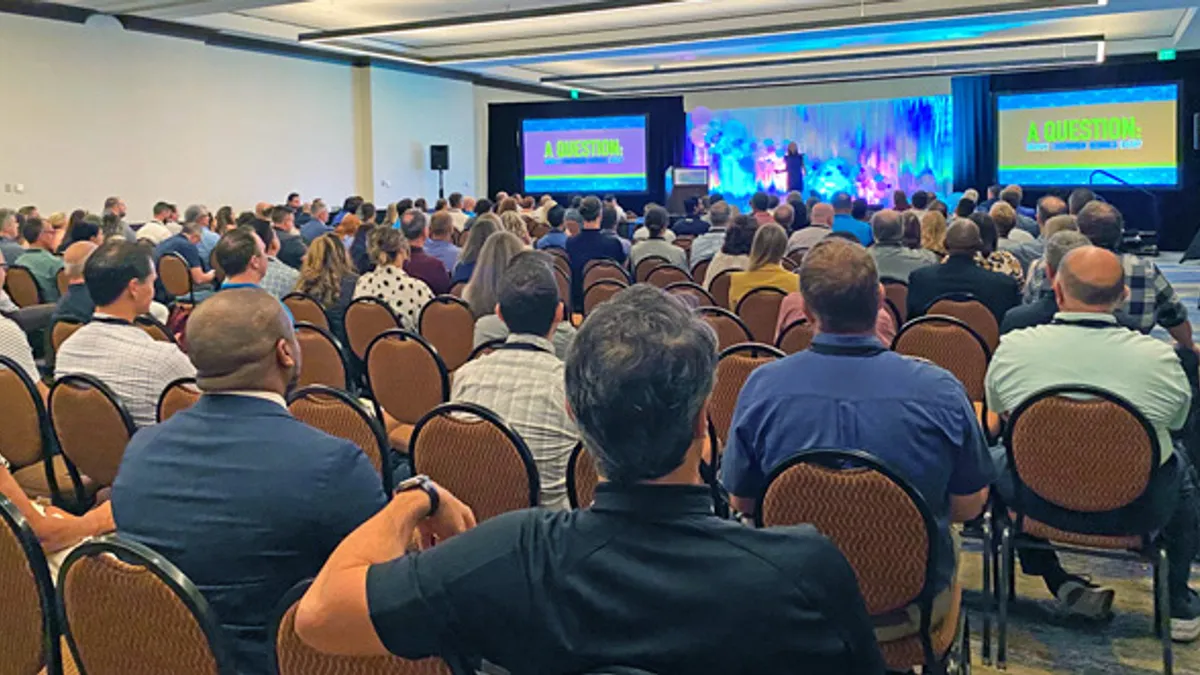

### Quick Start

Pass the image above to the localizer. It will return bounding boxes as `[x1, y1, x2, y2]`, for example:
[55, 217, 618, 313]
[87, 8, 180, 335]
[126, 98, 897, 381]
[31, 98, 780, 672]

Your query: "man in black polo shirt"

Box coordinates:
[294, 285, 884, 674]
[565, 195, 625, 310]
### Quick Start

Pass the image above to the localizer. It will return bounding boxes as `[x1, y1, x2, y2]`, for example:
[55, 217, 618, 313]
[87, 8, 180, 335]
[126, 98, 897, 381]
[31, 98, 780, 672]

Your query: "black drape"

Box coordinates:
[951, 75, 994, 192]
[487, 96, 686, 213]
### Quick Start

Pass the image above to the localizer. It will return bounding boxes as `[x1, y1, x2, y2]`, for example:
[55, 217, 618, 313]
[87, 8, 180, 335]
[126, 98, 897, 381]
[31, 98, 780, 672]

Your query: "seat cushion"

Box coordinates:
[388, 423, 414, 454]
[879, 580, 961, 671]
[13, 456, 96, 502]
[1013, 512, 1144, 550]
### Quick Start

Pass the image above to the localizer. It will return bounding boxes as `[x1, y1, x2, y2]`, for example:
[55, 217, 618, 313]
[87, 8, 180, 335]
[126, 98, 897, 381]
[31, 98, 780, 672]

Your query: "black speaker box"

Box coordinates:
[431, 145, 450, 171]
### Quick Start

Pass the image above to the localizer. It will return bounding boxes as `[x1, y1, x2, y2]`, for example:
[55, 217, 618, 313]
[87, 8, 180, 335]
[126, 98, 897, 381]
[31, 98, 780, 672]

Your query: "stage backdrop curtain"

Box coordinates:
[487, 96, 686, 212]
[952, 75, 995, 192]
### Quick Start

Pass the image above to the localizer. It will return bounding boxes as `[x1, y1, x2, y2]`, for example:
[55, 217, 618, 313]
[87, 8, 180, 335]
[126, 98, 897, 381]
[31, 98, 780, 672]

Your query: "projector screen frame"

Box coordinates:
[991, 80, 1183, 191]
[518, 113, 651, 195]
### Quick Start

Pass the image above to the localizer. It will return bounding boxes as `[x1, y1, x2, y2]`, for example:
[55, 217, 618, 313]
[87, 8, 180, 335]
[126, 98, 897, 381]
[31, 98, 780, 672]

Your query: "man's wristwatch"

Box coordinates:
[394, 474, 440, 518]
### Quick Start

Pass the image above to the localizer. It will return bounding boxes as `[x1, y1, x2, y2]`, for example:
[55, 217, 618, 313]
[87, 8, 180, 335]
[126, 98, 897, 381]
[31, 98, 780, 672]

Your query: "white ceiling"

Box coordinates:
[55, 0, 1200, 95]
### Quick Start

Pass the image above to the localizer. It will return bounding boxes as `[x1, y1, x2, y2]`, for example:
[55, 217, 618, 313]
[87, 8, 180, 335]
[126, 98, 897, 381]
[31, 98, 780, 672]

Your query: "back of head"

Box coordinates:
[870, 209, 903, 244]
[250, 218, 276, 252]
[21, 217, 44, 244]
[1000, 186, 1022, 210]
[497, 197, 518, 214]
[186, 287, 295, 392]
[800, 238, 880, 334]
[215, 227, 262, 277]
[900, 211, 922, 248]
[954, 197, 976, 218]
[1068, 188, 1096, 215]
[928, 200, 949, 218]
[401, 211, 428, 242]
[63, 241, 98, 281]
[359, 202, 377, 222]
[178, 222, 203, 239]
[369, 226, 408, 265]
[183, 205, 207, 225]
[579, 196, 602, 224]
[498, 251, 559, 336]
[748, 223, 787, 270]
[449, 192, 463, 208]
[910, 191, 930, 210]
[684, 196, 700, 215]
[500, 210, 529, 241]
[1056, 246, 1126, 309]
[851, 198, 868, 220]
[1044, 230, 1091, 274]
[1042, 214, 1078, 239]
[1077, 201, 1124, 250]
[810, 203, 834, 226]
[967, 213, 998, 253]
[600, 205, 619, 232]
[989, 201, 1016, 237]
[944, 219, 982, 256]
[751, 192, 769, 212]
[920, 210, 948, 253]
[429, 211, 454, 239]
[1036, 195, 1067, 225]
[644, 206, 669, 237]
[465, 231, 524, 318]
[709, 201, 732, 228]
[547, 205, 565, 230]
[893, 190, 910, 210]
[722, 216, 758, 255]
[562, 209, 583, 232]
[773, 203, 795, 229]
[832, 192, 852, 212]
[84, 240, 153, 306]
[475, 198, 494, 215]
[767, 195, 780, 210]
[566, 285, 716, 484]
[152, 201, 172, 219]
[67, 220, 100, 246]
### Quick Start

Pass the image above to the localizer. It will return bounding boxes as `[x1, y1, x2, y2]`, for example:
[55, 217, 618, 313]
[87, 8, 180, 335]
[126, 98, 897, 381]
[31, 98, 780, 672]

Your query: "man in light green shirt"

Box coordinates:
[985, 246, 1200, 639]
[14, 216, 64, 302]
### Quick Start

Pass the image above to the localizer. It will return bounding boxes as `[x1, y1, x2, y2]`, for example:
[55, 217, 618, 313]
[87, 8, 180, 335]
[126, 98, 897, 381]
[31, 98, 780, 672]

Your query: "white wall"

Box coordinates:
[0, 12, 358, 220]
[683, 76, 952, 111]
[472, 85, 556, 196]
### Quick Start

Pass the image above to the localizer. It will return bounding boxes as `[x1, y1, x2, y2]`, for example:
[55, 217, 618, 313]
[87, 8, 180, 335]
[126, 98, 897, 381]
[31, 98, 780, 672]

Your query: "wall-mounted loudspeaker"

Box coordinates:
[431, 145, 450, 171]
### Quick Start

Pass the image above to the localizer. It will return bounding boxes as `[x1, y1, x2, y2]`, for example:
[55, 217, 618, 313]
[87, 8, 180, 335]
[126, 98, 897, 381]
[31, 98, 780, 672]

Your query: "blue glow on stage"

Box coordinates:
[686, 96, 954, 207]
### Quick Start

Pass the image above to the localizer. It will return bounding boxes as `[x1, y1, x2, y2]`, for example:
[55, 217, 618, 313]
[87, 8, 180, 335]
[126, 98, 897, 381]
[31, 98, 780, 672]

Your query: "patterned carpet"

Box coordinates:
[963, 252, 1200, 674]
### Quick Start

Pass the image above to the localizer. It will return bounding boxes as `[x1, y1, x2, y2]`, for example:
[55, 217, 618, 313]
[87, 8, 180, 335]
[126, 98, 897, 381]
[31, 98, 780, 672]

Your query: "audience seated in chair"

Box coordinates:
[1019, 214, 1079, 303]
[0, 457, 113, 552]
[52, 242, 98, 324]
[906, 219, 1020, 325]
[630, 206, 686, 272]
[155, 221, 217, 297]
[831, 192, 872, 246]
[244, 217, 300, 299]
[0, 207, 24, 265]
[452, 251, 579, 511]
[400, 210, 452, 295]
[112, 287, 387, 674]
[672, 196, 709, 237]
[728, 223, 797, 308]
[786, 202, 833, 257]
[985, 245, 1200, 635]
[294, 284, 885, 674]
[534, 205, 569, 251]
[299, 199, 333, 244]
[868, 209, 938, 283]
[0, 262, 45, 397]
[271, 205, 308, 270]
[689, 200, 732, 266]
[353, 227, 434, 332]
[15, 216, 65, 302]
[1001, 231, 1093, 335]
[55, 240, 196, 428]
[472, 232, 575, 359]
[452, 215, 500, 285]
[702, 213, 756, 290]
[566, 196, 626, 310]
[424, 211, 461, 274]
[1004, 194, 1068, 272]
[294, 234, 359, 342]
[722, 237, 992, 636]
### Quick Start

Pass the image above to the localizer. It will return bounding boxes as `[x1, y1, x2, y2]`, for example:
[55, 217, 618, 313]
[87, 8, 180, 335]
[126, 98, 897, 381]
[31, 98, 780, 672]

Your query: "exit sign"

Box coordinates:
[1158, 49, 1177, 61]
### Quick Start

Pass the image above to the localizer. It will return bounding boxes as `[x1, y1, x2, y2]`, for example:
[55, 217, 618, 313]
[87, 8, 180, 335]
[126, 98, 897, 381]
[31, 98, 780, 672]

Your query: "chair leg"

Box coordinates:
[981, 513, 993, 666]
[998, 524, 1012, 670]
[1155, 547, 1173, 675]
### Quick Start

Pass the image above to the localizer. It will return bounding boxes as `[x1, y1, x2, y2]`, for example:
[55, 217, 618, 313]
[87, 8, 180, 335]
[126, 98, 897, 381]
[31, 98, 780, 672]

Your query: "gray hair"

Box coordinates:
[563, 209, 583, 226]
[870, 209, 903, 243]
[184, 204, 208, 224]
[0, 208, 15, 235]
[709, 201, 732, 228]
[566, 285, 717, 484]
[1044, 230, 1090, 274]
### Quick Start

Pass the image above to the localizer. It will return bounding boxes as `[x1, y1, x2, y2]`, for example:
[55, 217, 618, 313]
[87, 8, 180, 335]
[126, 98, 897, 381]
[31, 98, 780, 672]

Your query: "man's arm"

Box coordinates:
[950, 488, 990, 522]
[295, 485, 476, 656]
[1152, 263, 1195, 351]
[1168, 322, 1197, 353]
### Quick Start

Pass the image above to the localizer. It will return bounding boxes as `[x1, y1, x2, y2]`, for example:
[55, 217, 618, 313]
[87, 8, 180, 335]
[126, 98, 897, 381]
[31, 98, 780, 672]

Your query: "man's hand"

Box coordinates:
[417, 484, 476, 549]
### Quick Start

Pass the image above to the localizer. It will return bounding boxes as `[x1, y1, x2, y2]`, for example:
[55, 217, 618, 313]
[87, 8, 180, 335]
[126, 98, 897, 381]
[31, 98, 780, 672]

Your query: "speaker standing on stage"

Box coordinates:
[784, 142, 806, 196]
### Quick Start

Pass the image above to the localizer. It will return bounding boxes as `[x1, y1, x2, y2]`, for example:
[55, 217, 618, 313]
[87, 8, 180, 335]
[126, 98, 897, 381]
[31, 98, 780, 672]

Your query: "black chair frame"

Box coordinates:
[662, 281, 716, 306]
[582, 258, 630, 283]
[633, 255, 671, 279]
[159, 252, 196, 304]
[733, 285, 788, 317]
[774, 317, 811, 351]
[134, 313, 177, 344]
[892, 314, 994, 438]
[417, 294, 473, 334]
[552, 265, 573, 315]
[282, 291, 333, 328]
[288, 384, 396, 495]
[0, 494, 62, 675]
[645, 264, 692, 287]
[920, 291, 985, 318]
[755, 449, 961, 674]
[565, 442, 589, 509]
[47, 373, 137, 493]
[345, 296, 402, 390]
[996, 384, 1171, 672]
[409, 401, 541, 508]
[295, 321, 353, 391]
[695, 306, 753, 345]
[6, 264, 45, 305]
[582, 279, 629, 316]
[156, 376, 199, 424]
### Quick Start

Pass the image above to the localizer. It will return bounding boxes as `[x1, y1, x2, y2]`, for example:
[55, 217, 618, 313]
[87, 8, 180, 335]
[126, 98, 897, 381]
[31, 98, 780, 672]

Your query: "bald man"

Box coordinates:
[986, 246, 1200, 635]
[51, 241, 98, 324]
[907, 219, 1019, 323]
[786, 202, 833, 255]
[111, 288, 387, 674]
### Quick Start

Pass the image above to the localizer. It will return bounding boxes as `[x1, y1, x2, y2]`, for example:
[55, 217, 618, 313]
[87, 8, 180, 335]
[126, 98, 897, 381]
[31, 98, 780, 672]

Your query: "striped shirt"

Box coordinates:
[450, 333, 578, 511]
[261, 257, 300, 299]
[0, 313, 39, 383]
[55, 314, 196, 428]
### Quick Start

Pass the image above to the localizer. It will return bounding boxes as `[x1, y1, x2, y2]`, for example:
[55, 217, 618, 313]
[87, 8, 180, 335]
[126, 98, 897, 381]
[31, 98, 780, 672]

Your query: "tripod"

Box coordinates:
[437, 169, 445, 200]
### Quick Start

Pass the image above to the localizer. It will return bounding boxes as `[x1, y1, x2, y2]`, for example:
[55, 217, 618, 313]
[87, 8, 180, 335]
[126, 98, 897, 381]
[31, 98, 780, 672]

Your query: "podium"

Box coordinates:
[664, 166, 710, 215]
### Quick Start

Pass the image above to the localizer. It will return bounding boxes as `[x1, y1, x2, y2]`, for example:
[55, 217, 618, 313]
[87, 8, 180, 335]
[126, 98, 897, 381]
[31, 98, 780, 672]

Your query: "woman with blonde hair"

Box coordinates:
[500, 210, 531, 245]
[920, 210, 947, 257]
[728, 223, 798, 307]
[464, 231, 525, 319]
[383, 202, 400, 228]
[47, 212, 68, 250]
[452, 215, 499, 285]
[352, 227, 433, 331]
[295, 234, 360, 341]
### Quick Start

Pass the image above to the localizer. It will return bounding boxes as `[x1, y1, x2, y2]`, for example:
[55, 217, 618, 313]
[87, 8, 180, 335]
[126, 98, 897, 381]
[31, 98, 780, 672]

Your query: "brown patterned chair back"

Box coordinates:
[785, 251, 806, 269]
[5, 265, 43, 307]
[366, 330, 449, 427]
[583, 279, 627, 316]
[882, 279, 908, 325]
[282, 293, 331, 331]
[567, 443, 599, 509]
[157, 378, 202, 423]
[780, 255, 797, 271]
[418, 296, 475, 372]
[58, 537, 235, 675]
[646, 265, 691, 289]
[691, 258, 711, 284]
[708, 268, 738, 309]
[136, 315, 176, 343]
[583, 260, 628, 289]
[735, 287, 787, 344]
[158, 253, 194, 299]
[344, 297, 401, 360]
[758, 451, 935, 617]
[635, 256, 670, 282]
[295, 323, 350, 390]
[663, 282, 716, 309]
[548, 249, 571, 276]
[696, 307, 753, 352]
[0, 495, 59, 675]
[48, 375, 136, 487]
[1006, 386, 1158, 514]
[411, 403, 539, 522]
[892, 316, 990, 402]
[709, 344, 785, 448]
[289, 385, 394, 492]
[272, 580, 451, 675]
[775, 318, 814, 354]
[552, 266, 572, 314]
[56, 268, 69, 296]
[674, 235, 694, 253]
[926, 295, 998, 353]
[0, 356, 47, 469]
[52, 319, 85, 353]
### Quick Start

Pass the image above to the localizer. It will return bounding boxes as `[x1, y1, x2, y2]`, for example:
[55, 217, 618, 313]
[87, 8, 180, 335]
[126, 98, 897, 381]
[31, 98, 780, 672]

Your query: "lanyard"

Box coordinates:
[1051, 318, 1123, 329]
[493, 342, 554, 355]
[91, 316, 134, 327]
[809, 342, 888, 357]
